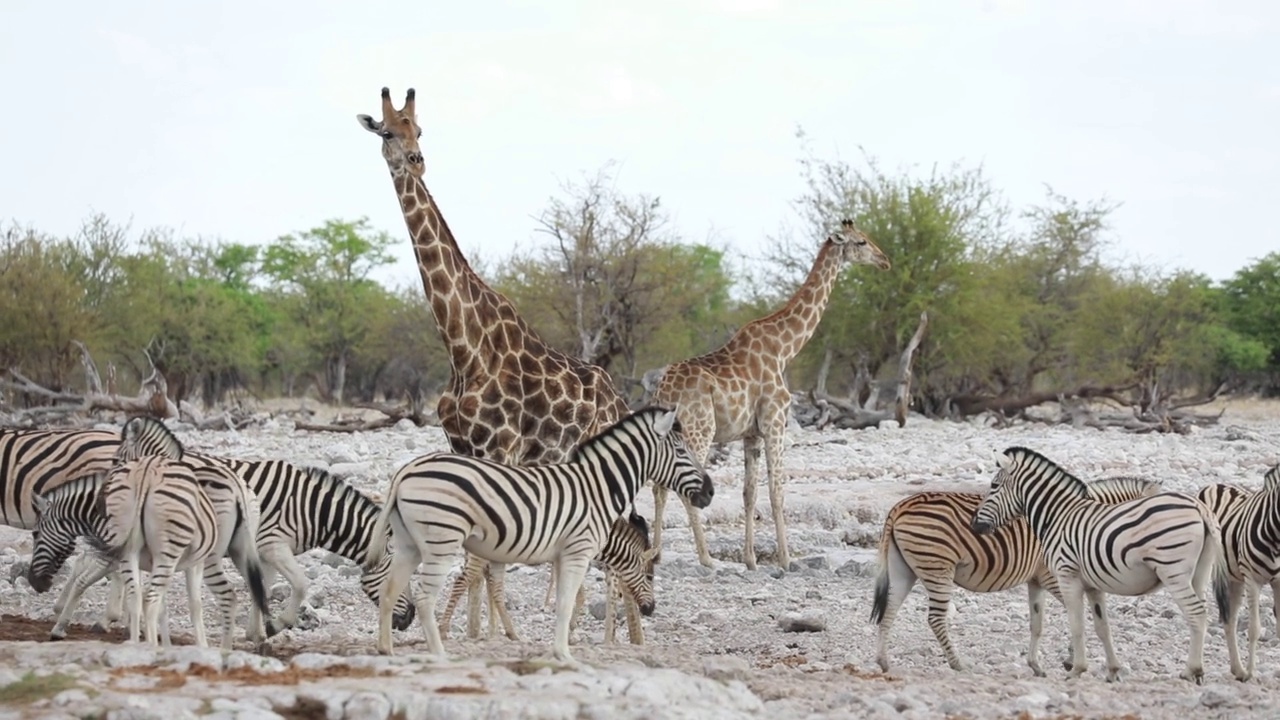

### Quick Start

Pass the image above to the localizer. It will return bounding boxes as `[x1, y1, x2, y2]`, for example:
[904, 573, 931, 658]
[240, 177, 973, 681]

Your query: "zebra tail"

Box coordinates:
[363, 484, 399, 573]
[1193, 502, 1230, 624]
[870, 512, 896, 625]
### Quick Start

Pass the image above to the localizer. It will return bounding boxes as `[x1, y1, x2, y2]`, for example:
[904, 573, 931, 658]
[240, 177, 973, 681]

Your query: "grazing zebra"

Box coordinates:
[0, 427, 119, 529]
[31, 456, 273, 649]
[439, 512, 659, 640]
[971, 447, 1223, 683]
[364, 406, 714, 661]
[65, 417, 416, 640]
[1200, 465, 1280, 681]
[872, 475, 1162, 675]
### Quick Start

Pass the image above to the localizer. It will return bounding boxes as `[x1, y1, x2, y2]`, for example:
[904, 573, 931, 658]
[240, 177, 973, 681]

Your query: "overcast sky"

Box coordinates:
[2, 0, 1276, 290]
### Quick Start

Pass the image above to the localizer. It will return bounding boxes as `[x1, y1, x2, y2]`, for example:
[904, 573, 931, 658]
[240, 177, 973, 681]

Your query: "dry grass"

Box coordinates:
[0, 671, 80, 705]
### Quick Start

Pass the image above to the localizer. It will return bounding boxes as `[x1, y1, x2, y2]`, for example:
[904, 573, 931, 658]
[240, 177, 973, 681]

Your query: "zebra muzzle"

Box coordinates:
[971, 518, 994, 535]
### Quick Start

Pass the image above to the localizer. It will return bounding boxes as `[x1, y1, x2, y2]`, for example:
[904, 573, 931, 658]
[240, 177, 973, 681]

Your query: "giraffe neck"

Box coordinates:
[390, 171, 508, 374]
[739, 239, 844, 367]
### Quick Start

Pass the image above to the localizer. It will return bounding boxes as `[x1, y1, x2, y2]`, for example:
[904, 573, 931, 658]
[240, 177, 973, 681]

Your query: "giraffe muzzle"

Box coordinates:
[407, 152, 423, 165]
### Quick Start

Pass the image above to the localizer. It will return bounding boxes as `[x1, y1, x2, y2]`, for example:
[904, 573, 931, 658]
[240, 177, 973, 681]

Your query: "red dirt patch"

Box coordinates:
[0, 613, 132, 643]
[108, 662, 387, 690]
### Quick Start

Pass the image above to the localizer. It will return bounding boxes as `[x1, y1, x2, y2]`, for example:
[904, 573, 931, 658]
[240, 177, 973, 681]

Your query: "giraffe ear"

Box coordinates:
[357, 114, 390, 138]
[653, 408, 677, 436]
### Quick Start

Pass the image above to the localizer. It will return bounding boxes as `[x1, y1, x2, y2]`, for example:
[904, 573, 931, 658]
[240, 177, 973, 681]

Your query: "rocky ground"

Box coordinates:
[2, 400, 1280, 719]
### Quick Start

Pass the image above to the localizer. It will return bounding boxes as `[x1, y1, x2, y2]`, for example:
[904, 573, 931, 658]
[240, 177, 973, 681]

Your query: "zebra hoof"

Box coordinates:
[48, 631, 66, 642]
[1182, 668, 1205, 684]
[264, 620, 285, 639]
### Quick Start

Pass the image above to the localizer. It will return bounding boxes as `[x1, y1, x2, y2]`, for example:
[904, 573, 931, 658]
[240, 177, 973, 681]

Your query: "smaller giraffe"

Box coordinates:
[651, 220, 890, 570]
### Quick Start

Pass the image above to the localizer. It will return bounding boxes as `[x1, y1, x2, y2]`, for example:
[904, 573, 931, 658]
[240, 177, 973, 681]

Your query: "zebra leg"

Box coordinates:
[741, 435, 762, 571]
[1157, 564, 1209, 684]
[1222, 579, 1247, 681]
[1245, 579, 1262, 682]
[50, 553, 115, 640]
[93, 568, 127, 634]
[464, 555, 486, 640]
[181, 566, 207, 648]
[255, 542, 305, 638]
[158, 595, 172, 648]
[920, 577, 966, 672]
[142, 560, 178, 647]
[1027, 582, 1047, 677]
[123, 556, 143, 644]
[1082, 589, 1121, 682]
[53, 552, 91, 616]
[485, 562, 519, 641]
[621, 576, 643, 645]
[1059, 574, 1089, 679]
[601, 573, 615, 643]
[551, 552, 593, 664]
[439, 555, 484, 639]
[376, 511, 430, 656]
[202, 559, 240, 652]
[1270, 577, 1280, 641]
[543, 562, 558, 608]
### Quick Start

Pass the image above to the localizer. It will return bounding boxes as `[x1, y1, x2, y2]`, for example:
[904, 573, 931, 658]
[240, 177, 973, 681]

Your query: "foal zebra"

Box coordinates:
[438, 512, 659, 640]
[87, 417, 416, 640]
[972, 447, 1223, 683]
[872, 476, 1162, 675]
[0, 427, 118, 529]
[364, 406, 714, 661]
[1198, 465, 1280, 681]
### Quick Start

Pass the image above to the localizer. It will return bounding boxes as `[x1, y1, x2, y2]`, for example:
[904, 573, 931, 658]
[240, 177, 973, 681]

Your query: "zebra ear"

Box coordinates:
[1264, 464, 1280, 492]
[653, 408, 677, 436]
[993, 449, 1013, 471]
[33, 493, 48, 514]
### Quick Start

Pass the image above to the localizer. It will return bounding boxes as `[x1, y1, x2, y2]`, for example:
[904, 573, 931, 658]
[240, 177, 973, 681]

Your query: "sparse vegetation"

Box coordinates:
[0, 671, 80, 705]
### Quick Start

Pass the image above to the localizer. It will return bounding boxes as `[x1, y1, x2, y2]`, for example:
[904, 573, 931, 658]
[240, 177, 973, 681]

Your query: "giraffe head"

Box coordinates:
[832, 219, 891, 271]
[356, 87, 425, 178]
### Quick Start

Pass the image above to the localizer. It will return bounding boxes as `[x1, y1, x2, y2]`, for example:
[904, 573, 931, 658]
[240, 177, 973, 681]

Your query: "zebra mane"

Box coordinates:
[1004, 446, 1090, 497]
[569, 405, 679, 463]
[120, 416, 185, 461]
[621, 511, 652, 550]
[1264, 464, 1280, 493]
[1085, 475, 1162, 500]
[42, 471, 106, 503]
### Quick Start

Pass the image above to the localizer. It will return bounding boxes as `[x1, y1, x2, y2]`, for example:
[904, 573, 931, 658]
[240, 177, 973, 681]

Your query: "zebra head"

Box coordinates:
[117, 416, 184, 462]
[971, 448, 1027, 535]
[602, 512, 658, 616]
[358, 549, 417, 631]
[646, 406, 715, 509]
[28, 474, 105, 594]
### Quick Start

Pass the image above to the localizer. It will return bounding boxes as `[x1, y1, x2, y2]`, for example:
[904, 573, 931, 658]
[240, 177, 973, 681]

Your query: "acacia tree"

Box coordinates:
[261, 218, 395, 403]
[496, 164, 736, 377]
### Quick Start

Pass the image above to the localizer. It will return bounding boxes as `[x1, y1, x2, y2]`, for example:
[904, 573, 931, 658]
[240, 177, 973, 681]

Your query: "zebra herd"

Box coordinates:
[0, 406, 704, 661]
[876, 445, 1280, 685]
[3, 412, 1279, 681]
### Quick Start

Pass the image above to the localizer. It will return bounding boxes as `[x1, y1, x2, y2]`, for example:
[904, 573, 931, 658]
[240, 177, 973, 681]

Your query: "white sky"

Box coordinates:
[2, 0, 1276, 289]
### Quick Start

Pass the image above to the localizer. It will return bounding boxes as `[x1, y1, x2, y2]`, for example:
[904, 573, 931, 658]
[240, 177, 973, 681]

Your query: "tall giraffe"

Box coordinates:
[356, 88, 646, 643]
[650, 220, 891, 570]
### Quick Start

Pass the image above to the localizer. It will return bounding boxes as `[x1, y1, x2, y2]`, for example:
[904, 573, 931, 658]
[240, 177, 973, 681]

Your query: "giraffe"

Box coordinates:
[356, 87, 646, 644]
[650, 220, 891, 570]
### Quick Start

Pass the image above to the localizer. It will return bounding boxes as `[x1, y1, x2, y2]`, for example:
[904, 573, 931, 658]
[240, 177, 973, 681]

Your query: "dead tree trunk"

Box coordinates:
[894, 311, 928, 428]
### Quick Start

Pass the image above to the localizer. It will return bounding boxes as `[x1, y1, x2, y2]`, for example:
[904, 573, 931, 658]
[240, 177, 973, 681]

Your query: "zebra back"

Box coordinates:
[0, 427, 120, 529]
[102, 457, 218, 563]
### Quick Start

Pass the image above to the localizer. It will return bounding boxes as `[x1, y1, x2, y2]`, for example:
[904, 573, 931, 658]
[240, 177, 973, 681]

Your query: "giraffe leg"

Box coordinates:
[760, 402, 790, 570]
[651, 485, 670, 564]
[440, 554, 484, 639]
[741, 436, 762, 571]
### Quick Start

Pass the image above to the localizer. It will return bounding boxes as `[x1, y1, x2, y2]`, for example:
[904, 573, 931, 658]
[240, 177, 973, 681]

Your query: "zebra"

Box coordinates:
[30, 455, 273, 649]
[363, 406, 714, 661]
[0, 427, 119, 530]
[872, 475, 1162, 675]
[1197, 481, 1280, 632]
[438, 512, 659, 641]
[1200, 465, 1280, 681]
[57, 416, 415, 641]
[971, 447, 1223, 683]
